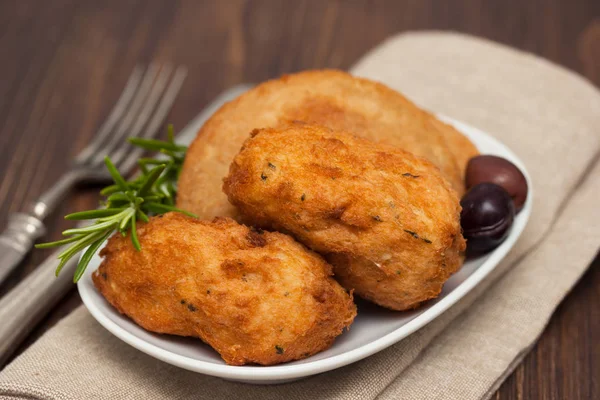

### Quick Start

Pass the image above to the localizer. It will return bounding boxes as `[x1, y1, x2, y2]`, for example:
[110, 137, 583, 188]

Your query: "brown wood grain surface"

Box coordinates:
[0, 1, 598, 398]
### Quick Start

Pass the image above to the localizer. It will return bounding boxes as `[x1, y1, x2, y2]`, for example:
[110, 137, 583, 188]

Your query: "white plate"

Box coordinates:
[78, 89, 532, 384]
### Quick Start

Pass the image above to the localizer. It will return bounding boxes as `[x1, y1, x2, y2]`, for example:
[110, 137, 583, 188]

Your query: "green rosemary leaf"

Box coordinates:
[54, 256, 71, 278]
[143, 202, 196, 218]
[159, 149, 177, 158]
[166, 180, 176, 196]
[137, 158, 166, 166]
[56, 229, 108, 267]
[95, 208, 131, 222]
[107, 192, 130, 203]
[153, 187, 172, 206]
[124, 190, 137, 203]
[119, 208, 136, 231]
[136, 209, 150, 223]
[104, 156, 129, 192]
[128, 137, 186, 153]
[100, 184, 121, 196]
[34, 235, 83, 249]
[141, 195, 163, 202]
[157, 184, 172, 202]
[105, 200, 130, 210]
[137, 164, 166, 197]
[62, 219, 119, 236]
[130, 216, 141, 251]
[65, 208, 124, 221]
[167, 124, 174, 142]
[73, 231, 112, 283]
[128, 177, 144, 186]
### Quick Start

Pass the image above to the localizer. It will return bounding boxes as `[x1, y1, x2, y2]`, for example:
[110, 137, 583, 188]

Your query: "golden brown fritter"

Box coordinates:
[177, 69, 477, 220]
[223, 125, 466, 310]
[427, 115, 479, 180]
[92, 212, 356, 366]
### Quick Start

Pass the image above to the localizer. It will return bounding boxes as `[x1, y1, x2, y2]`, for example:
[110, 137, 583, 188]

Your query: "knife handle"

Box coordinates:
[0, 249, 75, 366]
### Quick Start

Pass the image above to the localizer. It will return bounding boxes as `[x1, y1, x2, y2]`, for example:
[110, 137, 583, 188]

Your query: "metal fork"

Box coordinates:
[0, 64, 187, 285]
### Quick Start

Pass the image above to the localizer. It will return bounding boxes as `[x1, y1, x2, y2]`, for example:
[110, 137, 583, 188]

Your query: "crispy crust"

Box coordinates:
[92, 212, 356, 365]
[177, 69, 477, 219]
[427, 115, 479, 181]
[223, 125, 466, 310]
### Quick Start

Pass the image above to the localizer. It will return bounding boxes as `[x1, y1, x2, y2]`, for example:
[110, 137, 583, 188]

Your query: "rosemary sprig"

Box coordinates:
[36, 126, 193, 282]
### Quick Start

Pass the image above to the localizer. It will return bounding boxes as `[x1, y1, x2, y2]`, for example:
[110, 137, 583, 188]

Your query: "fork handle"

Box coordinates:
[0, 213, 45, 285]
[32, 170, 82, 221]
[0, 248, 75, 366]
[0, 170, 82, 286]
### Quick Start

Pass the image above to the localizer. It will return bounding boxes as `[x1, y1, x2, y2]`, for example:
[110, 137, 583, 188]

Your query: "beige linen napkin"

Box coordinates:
[1, 32, 599, 400]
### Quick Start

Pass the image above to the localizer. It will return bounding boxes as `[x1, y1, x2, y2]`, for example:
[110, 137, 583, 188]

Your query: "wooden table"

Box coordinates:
[0, 1, 598, 398]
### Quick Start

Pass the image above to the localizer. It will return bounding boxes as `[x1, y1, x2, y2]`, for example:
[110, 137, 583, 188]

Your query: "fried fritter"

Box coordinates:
[223, 125, 465, 310]
[92, 212, 356, 366]
[427, 115, 479, 180]
[177, 69, 478, 220]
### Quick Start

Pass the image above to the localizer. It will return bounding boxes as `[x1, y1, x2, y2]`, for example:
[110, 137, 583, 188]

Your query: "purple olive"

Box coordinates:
[460, 183, 515, 254]
[465, 155, 528, 212]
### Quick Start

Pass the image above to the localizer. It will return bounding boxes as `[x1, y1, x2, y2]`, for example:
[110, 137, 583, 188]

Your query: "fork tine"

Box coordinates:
[125, 65, 173, 138]
[75, 66, 144, 163]
[90, 64, 161, 166]
[115, 66, 188, 174]
[139, 67, 187, 141]
[94, 65, 174, 167]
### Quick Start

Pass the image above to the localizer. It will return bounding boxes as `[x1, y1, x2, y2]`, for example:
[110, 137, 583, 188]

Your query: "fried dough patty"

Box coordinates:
[93, 212, 356, 365]
[223, 125, 465, 310]
[178, 70, 478, 219]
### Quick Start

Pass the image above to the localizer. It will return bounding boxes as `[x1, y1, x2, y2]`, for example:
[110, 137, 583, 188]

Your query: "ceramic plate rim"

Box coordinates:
[78, 115, 532, 382]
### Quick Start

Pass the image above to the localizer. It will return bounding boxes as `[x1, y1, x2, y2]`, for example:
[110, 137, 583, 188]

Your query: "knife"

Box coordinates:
[0, 84, 252, 367]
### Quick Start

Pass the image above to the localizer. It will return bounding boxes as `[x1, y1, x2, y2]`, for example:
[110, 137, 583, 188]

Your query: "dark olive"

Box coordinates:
[460, 183, 515, 254]
[465, 155, 528, 212]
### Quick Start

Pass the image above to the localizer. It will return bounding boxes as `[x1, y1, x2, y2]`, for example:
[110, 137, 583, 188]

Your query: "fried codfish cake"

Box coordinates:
[223, 125, 466, 311]
[178, 69, 478, 220]
[427, 116, 479, 180]
[92, 212, 356, 366]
